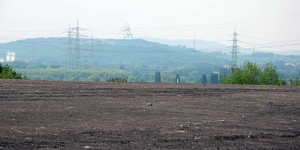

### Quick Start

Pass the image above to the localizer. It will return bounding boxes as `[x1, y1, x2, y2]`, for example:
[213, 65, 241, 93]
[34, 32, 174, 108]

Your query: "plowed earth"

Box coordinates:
[0, 80, 300, 149]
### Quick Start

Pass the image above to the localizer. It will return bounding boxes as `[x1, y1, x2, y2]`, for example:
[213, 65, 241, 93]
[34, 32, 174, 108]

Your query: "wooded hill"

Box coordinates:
[0, 38, 299, 82]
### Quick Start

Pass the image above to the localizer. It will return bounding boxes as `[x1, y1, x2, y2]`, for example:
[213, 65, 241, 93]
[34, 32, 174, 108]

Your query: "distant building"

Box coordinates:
[224, 64, 230, 69]
[6, 51, 16, 62]
[285, 63, 298, 68]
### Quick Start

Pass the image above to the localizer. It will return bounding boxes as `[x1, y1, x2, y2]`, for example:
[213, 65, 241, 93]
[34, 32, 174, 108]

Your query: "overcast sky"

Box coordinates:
[0, 0, 300, 51]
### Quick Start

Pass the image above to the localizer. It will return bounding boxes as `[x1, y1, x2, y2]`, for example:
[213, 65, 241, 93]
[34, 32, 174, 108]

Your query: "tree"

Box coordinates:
[201, 74, 208, 84]
[210, 73, 219, 84]
[0, 64, 25, 79]
[222, 62, 283, 85]
[223, 62, 259, 84]
[175, 74, 180, 83]
[243, 62, 261, 84]
[120, 64, 125, 70]
[291, 78, 300, 86]
[155, 72, 161, 83]
[259, 63, 282, 85]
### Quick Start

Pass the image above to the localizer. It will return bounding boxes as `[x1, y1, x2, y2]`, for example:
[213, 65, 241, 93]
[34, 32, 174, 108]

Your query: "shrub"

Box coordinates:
[259, 63, 282, 85]
[201, 74, 208, 84]
[222, 62, 283, 85]
[106, 77, 128, 82]
[0, 64, 25, 79]
[291, 79, 300, 86]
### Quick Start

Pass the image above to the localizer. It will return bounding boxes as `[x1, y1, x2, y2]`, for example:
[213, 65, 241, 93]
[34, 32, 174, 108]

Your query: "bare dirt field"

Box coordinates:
[0, 79, 300, 149]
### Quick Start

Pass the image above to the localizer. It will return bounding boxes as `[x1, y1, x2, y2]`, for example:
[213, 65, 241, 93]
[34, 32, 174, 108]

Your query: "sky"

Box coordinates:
[0, 0, 300, 51]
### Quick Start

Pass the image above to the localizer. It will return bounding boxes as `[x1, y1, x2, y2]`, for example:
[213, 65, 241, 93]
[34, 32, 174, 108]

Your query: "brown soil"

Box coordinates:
[0, 79, 300, 149]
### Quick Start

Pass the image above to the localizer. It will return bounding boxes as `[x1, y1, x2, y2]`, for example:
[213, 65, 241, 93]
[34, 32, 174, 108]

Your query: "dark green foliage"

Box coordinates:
[224, 62, 260, 84]
[120, 64, 125, 70]
[0, 64, 24, 79]
[1, 37, 300, 83]
[175, 74, 180, 83]
[259, 63, 282, 85]
[49, 65, 61, 69]
[291, 78, 300, 86]
[219, 74, 226, 84]
[17, 68, 127, 81]
[201, 74, 208, 84]
[222, 62, 284, 85]
[155, 72, 161, 83]
[106, 77, 128, 82]
[210, 73, 219, 84]
[0, 38, 228, 83]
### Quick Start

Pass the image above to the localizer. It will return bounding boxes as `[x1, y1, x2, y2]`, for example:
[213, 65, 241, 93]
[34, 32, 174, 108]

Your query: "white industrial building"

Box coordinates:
[6, 51, 16, 62]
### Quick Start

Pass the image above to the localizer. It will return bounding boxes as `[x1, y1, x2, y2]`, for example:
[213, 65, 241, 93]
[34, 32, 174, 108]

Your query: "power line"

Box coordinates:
[239, 39, 300, 47]
[238, 34, 276, 42]
[0, 37, 65, 49]
[52, 13, 300, 32]
[250, 43, 300, 49]
[83, 13, 300, 30]
[198, 47, 230, 51]
[0, 29, 63, 33]
[1, 12, 300, 29]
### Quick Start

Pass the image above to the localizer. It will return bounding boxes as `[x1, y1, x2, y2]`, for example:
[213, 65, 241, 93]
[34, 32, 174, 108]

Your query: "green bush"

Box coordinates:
[291, 79, 300, 86]
[106, 77, 128, 82]
[0, 64, 26, 79]
[201, 74, 208, 84]
[210, 73, 219, 84]
[259, 63, 282, 85]
[222, 62, 283, 85]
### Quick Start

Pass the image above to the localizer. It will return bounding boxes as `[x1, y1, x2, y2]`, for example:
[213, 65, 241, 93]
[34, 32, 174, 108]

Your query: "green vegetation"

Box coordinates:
[201, 74, 208, 84]
[106, 77, 128, 82]
[175, 74, 181, 83]
[259, 63, 283, 85]
[291, 79, 300, 86]
[222, 62, 284, 85]
[0, 64, 26, 79]
[210, 73, 219, 84]
[155, 72, 161, 83]
[16, 68, 127, 82]
[1, 38, 299, 83]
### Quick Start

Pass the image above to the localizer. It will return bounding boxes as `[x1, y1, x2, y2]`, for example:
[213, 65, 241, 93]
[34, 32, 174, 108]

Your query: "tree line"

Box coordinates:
[221, 62, 285, 85]
[1, 62, 299, 86]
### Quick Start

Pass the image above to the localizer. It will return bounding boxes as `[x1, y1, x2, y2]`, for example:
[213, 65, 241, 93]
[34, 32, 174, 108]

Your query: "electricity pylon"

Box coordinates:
[67, 24, 74, 69]
[231, 27, 239, 68]
[74, 20, 81, 69]
[122, 23, 133, 39]
[66, 20, 87, 69]
[193, 36, 196, 50]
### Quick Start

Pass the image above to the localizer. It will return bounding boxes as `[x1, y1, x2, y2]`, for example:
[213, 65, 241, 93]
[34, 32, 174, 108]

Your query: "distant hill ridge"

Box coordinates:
[0, 37, 225, 68]
[0, 37, 299, 71]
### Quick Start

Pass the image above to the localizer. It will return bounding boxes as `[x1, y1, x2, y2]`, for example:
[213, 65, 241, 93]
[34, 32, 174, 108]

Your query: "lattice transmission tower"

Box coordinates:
[122, 23, 133, 39]
[32, 40, 35, 64]
[193, 36, 196, 50]
[66, 20, 86, 69]
[90, 33, 95, 69]
[231, 27, 239, 68]
[67, 24, 74, 69]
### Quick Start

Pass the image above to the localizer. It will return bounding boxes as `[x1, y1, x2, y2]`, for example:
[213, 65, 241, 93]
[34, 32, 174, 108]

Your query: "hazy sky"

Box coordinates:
[0, 0, 300, 51]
